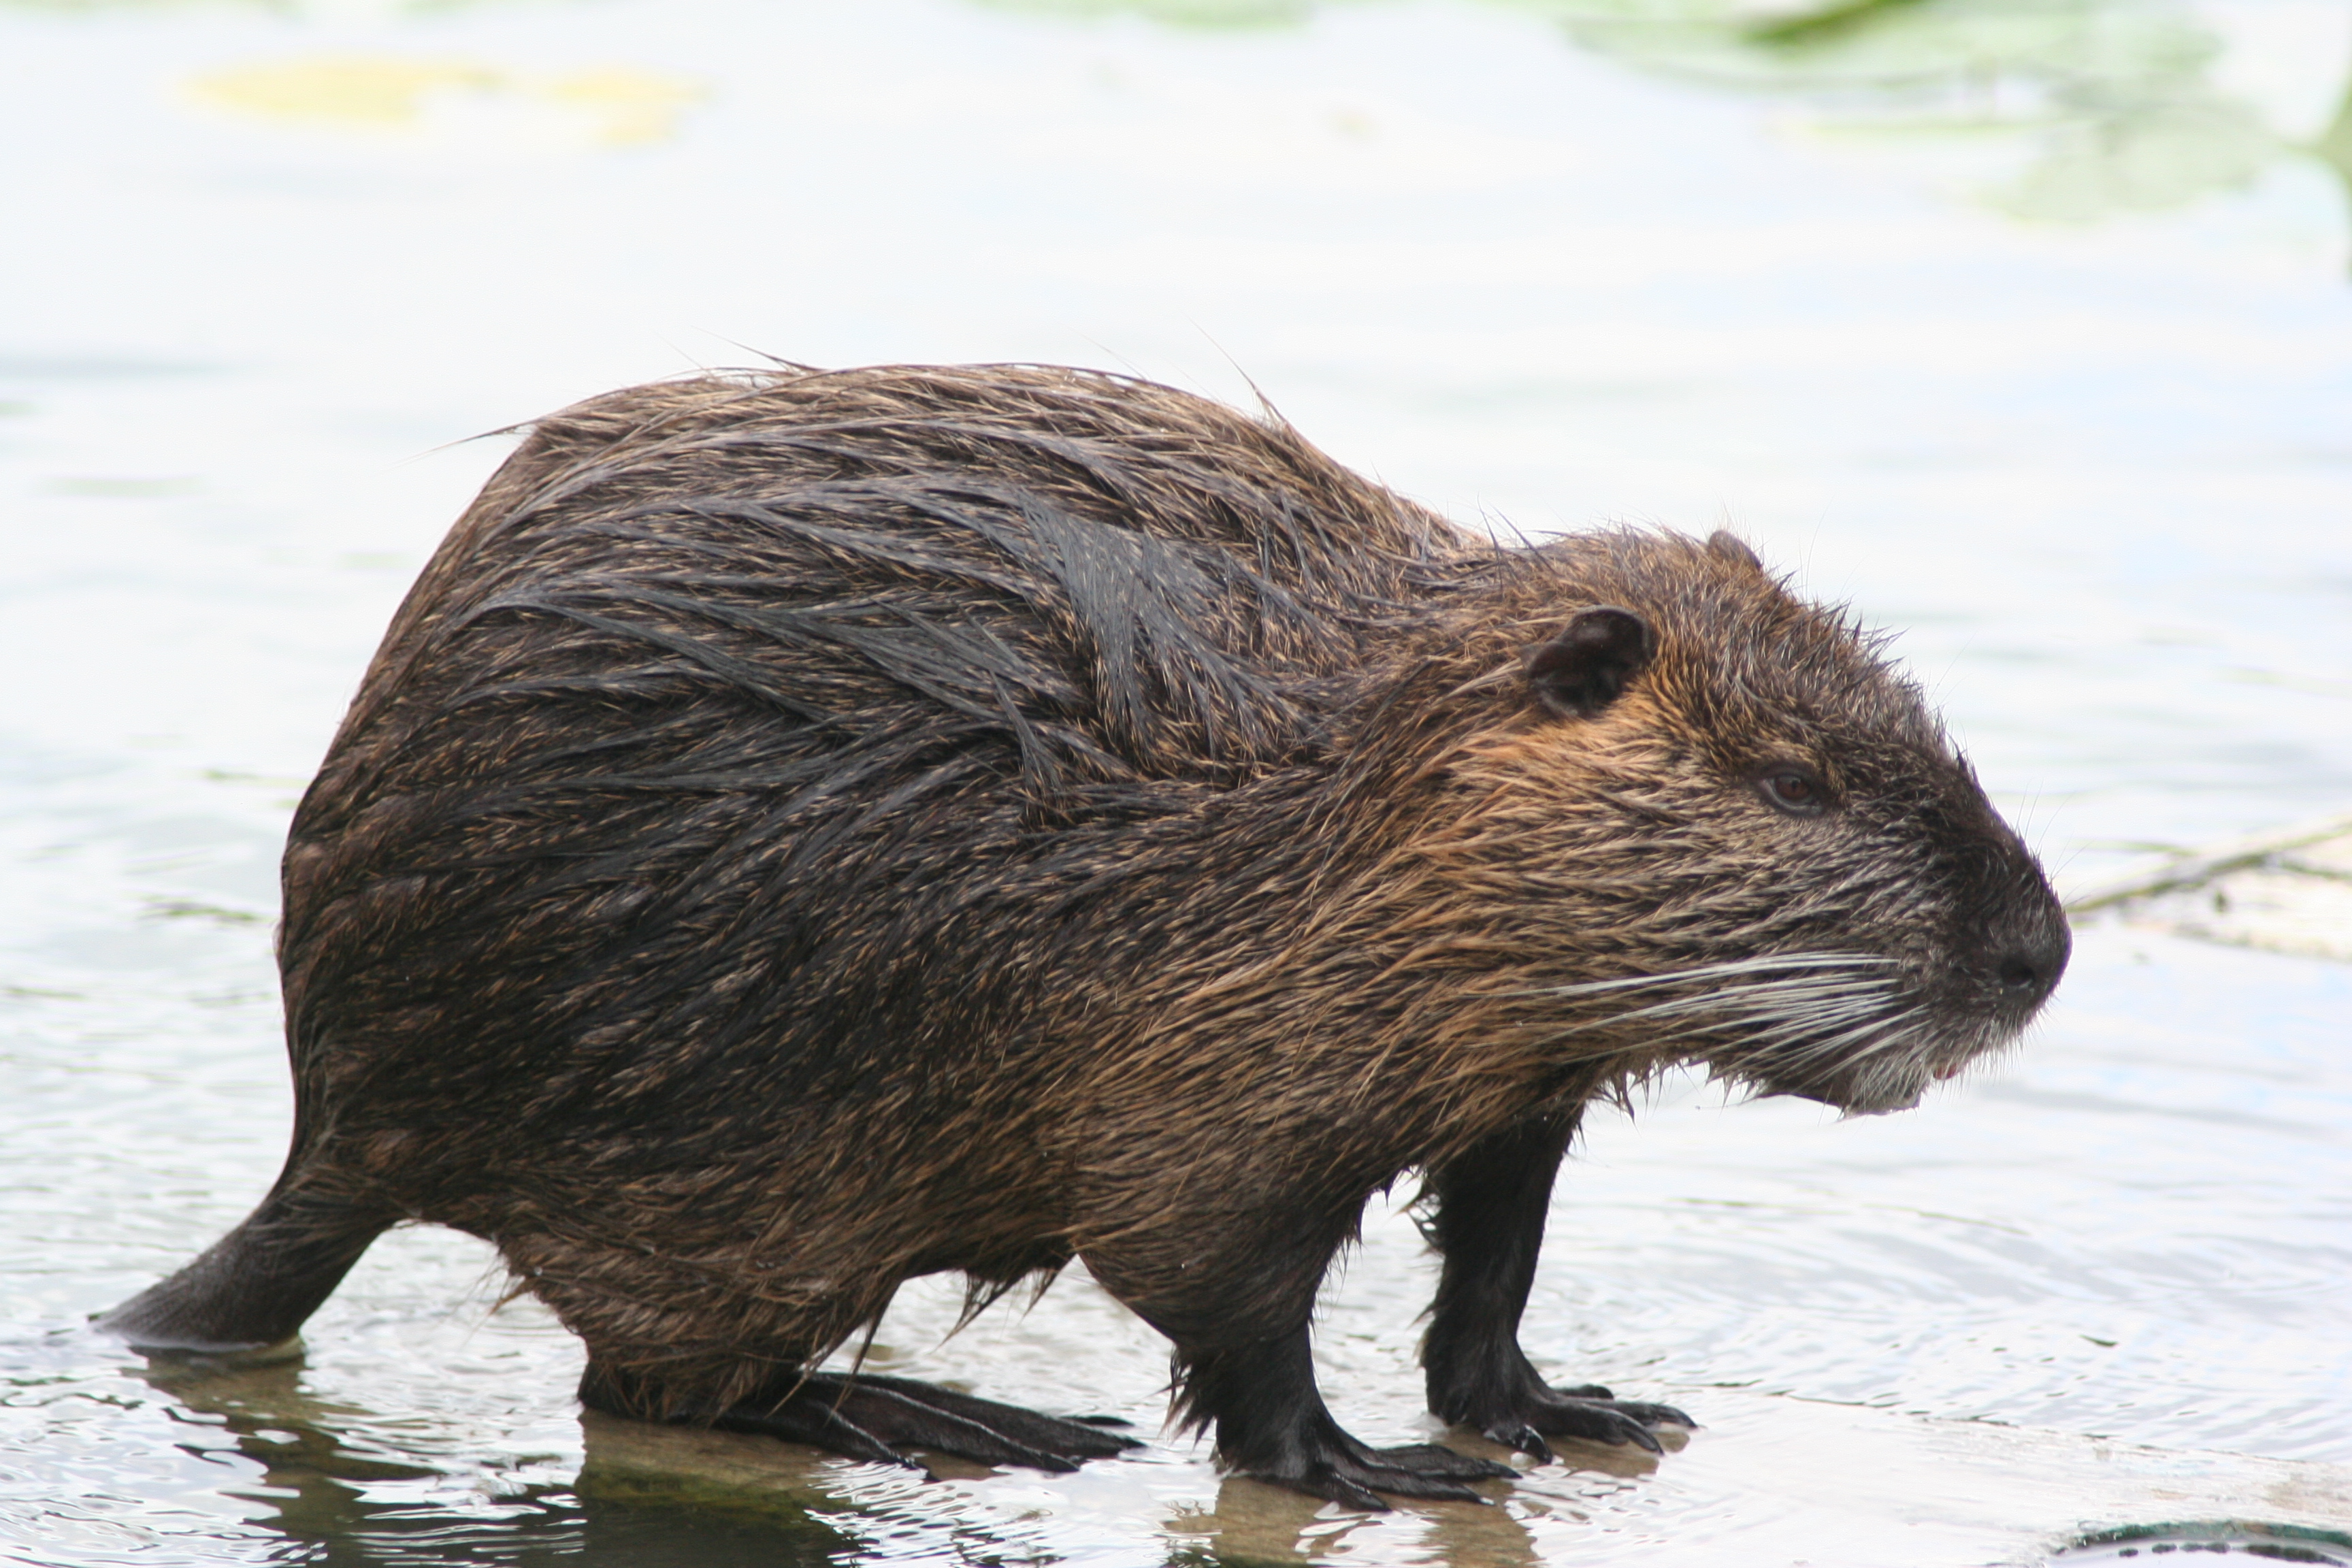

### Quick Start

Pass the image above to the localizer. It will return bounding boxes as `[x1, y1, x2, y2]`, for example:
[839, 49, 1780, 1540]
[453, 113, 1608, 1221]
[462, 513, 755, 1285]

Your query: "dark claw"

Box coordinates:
[1308, 1472, 1391, 1512]
[1527, 1396, 1667, 1454]
[1614, 1415, 1664, 1454]
[1486, 1422, 1554, 1464]
[1426, 1340, 1693, 1467]
[1601, 1399, 1697, 1430]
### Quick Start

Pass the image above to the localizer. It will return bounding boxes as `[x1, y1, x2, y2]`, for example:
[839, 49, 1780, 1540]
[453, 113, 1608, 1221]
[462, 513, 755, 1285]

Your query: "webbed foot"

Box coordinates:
[1237, 1420, 1518, 1511]
[583, 1364, 1139, 1476]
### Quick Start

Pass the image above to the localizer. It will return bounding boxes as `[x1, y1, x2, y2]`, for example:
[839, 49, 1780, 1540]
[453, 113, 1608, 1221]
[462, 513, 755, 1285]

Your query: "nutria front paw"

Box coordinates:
[1427, 1343, 1697, 1464]
[1480, 1388, 1697, 1463]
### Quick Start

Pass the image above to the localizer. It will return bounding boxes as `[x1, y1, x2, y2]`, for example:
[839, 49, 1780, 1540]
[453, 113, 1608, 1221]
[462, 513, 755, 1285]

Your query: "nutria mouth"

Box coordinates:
[101, 362, 2067, 1509]
[1507, 932, 2063, 1117]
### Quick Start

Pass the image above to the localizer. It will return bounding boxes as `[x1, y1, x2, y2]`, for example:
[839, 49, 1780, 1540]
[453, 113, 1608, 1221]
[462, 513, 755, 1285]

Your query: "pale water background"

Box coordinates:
[1, 1, 2349, 1564]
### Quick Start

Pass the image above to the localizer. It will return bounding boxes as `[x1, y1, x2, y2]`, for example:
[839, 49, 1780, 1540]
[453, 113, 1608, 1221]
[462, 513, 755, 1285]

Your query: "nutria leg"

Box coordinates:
[1420, 1114, 1695, 1460]
[578, 1361, 1138, 1475]
[99, 1179, 389, 1354]
[1181, 1325, 1516, 1509]
[1089, 1205, 1515, 1508]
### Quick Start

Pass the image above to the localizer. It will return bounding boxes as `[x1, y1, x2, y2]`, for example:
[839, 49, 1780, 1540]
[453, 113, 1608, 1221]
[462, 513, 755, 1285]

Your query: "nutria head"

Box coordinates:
[1412, 527, 2068, 1117]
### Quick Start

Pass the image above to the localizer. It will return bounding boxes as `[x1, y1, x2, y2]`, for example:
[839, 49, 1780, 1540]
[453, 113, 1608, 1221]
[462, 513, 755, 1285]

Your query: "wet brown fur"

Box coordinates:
[107, 363, 2065, 1475]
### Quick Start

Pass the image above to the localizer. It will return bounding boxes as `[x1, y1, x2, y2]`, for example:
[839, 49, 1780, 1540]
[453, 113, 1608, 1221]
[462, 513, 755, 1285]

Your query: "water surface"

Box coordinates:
[3, 1, 2349, 1563]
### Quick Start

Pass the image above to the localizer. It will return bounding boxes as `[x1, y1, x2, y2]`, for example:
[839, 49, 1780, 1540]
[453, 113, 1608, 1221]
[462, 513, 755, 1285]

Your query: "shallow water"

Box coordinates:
[3, 0, 2350, 1563]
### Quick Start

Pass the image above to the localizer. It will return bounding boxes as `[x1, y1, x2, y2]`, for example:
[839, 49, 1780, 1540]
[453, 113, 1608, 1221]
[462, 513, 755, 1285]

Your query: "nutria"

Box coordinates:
[103, 363, 2069, 1508]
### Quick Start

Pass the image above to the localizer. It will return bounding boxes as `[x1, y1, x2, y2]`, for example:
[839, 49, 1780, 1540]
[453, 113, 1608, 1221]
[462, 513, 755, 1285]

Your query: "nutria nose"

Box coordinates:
[1995, 922, 2070, 1002]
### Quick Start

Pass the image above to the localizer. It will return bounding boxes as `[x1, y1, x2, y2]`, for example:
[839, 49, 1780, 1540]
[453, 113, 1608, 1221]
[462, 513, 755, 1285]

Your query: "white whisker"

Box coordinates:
[1501, 951, 1897, 1002]
[1497, 949, 1959, 1116]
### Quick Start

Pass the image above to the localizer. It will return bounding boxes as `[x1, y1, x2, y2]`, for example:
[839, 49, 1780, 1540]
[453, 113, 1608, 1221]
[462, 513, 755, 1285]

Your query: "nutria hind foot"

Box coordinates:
[581, 1363, 1140, 1477]
[1240, 1424, 1520, 1512]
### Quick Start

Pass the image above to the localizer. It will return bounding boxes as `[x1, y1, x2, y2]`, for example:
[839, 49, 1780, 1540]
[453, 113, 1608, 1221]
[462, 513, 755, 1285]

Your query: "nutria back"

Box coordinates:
[105, 363, 2066, 1505]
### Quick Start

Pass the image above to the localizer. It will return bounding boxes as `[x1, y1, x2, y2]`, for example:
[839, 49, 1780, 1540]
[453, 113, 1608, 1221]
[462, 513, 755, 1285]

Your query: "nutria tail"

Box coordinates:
[97, 1186, 387, 1354]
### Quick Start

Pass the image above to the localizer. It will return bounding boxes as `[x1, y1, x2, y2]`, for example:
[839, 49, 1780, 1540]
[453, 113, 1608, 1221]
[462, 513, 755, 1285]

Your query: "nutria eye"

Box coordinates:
[1757, 766, 1827, 817]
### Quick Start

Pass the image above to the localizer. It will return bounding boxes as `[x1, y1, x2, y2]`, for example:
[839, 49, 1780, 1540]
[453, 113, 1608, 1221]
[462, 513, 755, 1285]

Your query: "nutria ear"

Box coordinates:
[1707, 530, 1763, 570]
[1522, 606, 1656, 719]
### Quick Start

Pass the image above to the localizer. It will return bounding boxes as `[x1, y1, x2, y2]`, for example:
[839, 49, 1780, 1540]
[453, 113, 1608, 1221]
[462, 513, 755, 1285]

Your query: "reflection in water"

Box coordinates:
[1160, 1465, 1549, 1565]
[132, 1356, 855, 1565]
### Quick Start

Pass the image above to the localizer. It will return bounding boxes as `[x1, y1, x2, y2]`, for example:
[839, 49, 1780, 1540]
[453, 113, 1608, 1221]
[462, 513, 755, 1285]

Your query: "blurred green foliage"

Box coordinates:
[979, 0, 2349, 225]
[14, 0, 2346, 229]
